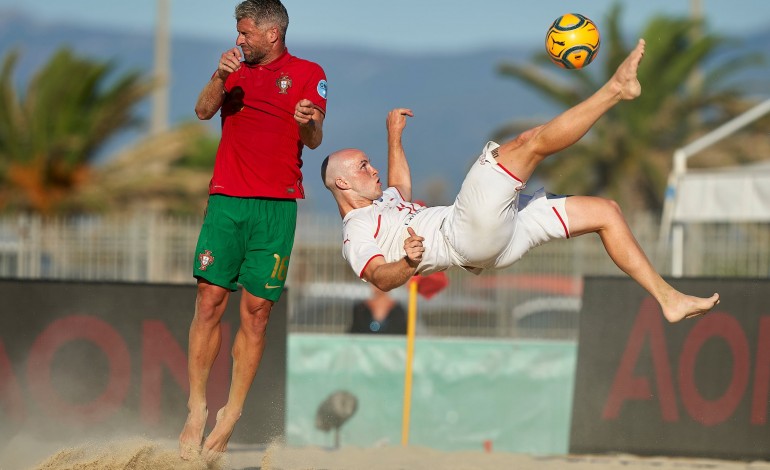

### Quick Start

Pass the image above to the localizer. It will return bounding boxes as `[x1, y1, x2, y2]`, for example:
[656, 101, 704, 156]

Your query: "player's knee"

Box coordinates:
[195, 283, 228, 322]
[604, 198, 623, 215]
[599, 198, 625, 223]
[241, 301, 272, 335]
[517, 125, 544, 144]
[500, 125, 542, 154]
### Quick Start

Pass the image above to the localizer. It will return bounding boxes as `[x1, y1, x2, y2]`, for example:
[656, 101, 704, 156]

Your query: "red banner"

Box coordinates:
[0, 280, 286, 445]
[570, 277, 770, 460]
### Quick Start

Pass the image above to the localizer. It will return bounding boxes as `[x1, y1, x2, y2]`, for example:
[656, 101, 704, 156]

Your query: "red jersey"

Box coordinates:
[209, 49, 328, 198]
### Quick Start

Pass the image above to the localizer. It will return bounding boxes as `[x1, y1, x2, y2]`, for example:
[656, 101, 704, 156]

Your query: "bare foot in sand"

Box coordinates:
[179, 405, 207, 460]
[661, 291, 720, 323]
[202, 406, 241, 462]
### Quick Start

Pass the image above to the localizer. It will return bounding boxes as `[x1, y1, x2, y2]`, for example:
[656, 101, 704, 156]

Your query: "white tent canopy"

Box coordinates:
[659, 97, 770, 276]
[673, 161, 770, 223]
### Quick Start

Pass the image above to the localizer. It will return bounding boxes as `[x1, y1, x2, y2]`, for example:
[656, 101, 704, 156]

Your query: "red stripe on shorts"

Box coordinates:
[496, 162, 524, 186]
[552, 207, 570, 239]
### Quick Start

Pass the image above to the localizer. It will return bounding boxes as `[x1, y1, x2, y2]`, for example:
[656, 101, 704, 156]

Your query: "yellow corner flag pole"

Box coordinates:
[401, 278, 419, 446]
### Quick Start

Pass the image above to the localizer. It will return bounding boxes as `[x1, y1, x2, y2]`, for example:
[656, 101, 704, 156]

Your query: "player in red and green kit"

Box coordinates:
[179, 0, 327, 461]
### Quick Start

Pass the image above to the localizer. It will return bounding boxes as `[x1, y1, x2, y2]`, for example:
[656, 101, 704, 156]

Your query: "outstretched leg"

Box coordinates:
[201, 290, 273, 462]
[180, 280, 230, 459]
[495, 39, 646, 182]
[567, 196, 719, 322]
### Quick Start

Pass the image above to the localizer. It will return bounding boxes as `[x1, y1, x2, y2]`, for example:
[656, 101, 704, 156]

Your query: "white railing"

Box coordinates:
[659, 98, 770, 276]
[1, 212, 768, 338]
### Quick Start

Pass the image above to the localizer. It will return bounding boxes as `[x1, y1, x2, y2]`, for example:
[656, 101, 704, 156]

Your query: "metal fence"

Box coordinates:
[1, 212, 768, 339]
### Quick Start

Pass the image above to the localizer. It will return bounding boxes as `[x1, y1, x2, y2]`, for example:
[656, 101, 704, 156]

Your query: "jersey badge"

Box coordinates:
[276, 74, 292, 94]
[198, 249, 215, 271]
[317, 79, 328, 99]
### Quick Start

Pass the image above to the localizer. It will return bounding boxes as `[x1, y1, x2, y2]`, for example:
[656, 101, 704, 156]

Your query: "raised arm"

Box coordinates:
[386, 108, 414, 201]
[195, 47, 242, 120]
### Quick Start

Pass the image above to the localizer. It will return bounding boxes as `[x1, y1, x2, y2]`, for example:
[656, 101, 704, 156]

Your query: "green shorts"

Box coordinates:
[192, 195, 297, 302]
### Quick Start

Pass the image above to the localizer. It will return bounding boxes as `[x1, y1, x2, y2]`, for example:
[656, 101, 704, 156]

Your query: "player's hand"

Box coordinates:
[294, 99, 318, 126]
[386, 108, 413, 136]
[403, 227, 424, 268]
[216, 47, 242, 80]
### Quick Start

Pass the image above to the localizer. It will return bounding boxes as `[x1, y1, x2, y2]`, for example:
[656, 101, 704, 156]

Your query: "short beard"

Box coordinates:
[241, 49, 264, 65]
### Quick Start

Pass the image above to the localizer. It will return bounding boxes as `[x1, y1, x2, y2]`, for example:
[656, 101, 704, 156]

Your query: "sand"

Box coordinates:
[227, 445, 770, 470]
[4, 438, 213, 470]
[4, 437, 770, 470]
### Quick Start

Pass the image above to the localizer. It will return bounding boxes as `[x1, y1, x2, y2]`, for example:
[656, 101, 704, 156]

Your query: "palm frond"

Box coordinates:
[492, 1, 767, 213]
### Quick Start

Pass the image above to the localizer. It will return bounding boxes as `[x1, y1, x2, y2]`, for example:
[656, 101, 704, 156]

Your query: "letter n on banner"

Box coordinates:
[141, 320, 232, 427]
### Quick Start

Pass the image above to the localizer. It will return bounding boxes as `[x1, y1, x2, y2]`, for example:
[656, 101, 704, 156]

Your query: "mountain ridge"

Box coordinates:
[1, 9, 768, 214]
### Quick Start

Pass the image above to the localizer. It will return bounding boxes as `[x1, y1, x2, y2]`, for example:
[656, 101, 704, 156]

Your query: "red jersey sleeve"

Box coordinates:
[303, 64, 328, 115]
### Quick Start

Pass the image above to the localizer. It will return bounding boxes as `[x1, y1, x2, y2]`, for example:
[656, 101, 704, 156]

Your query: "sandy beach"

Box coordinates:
[5, 437, 770, 470]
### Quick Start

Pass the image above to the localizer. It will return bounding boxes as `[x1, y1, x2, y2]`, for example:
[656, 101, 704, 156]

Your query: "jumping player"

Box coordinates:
[180, 0, 327, 461]
[321, 39, 719, 323]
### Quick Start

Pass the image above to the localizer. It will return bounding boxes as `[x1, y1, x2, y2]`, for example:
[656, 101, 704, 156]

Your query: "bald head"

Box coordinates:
[321, 148, 382, 217]
[321, 148, 365, 191]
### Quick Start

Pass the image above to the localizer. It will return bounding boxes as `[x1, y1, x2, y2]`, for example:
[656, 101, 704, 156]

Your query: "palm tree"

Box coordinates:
[68, 122, 215, 215]
[0, 48, 153, 214]
[494, 4, 766, 213]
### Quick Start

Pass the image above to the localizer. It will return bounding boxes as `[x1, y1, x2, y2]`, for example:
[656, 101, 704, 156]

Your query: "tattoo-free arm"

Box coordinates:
[361, 228, 424, 291]
[386, 108, 414, 201]
[295, 99, 325, 149]
[195, 47, 242, 120]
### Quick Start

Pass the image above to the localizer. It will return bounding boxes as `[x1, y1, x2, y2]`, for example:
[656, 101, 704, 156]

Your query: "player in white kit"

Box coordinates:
[321, 39, 719, 323]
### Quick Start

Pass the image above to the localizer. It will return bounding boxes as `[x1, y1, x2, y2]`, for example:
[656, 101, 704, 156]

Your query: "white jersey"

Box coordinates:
[341, 142, 571, 280]
[341, 187, 453, 278]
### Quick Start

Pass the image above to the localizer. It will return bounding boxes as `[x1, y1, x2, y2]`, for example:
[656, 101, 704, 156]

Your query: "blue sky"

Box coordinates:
[1, 0, 769, 52]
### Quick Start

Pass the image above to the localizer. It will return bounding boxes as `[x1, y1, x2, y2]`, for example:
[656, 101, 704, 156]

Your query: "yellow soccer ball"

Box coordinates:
[545, 13, 600, 69]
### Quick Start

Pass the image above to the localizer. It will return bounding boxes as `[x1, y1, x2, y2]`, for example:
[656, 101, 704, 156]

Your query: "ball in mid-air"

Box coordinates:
[545, 13, 600, 69]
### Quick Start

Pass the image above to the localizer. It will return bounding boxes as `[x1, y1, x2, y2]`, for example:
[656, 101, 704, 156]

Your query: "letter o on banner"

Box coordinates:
[26, 315, 131, 423]
[678, 313, 750, 426]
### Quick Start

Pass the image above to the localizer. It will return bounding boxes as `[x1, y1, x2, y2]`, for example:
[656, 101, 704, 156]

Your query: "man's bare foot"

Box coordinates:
[179, 405, 208, 460]
[661, 292, 720, 323]
[610, 38, 645, 101]
[201, 406, 241, 462]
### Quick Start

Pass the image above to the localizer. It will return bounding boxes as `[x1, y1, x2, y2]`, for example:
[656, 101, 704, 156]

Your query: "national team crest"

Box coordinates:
[198, 249, 215, 271]
[276, 74, 292, 94]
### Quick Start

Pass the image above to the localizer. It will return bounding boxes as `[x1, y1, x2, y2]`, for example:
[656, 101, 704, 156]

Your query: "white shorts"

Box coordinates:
[441, 142, 571, 270]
